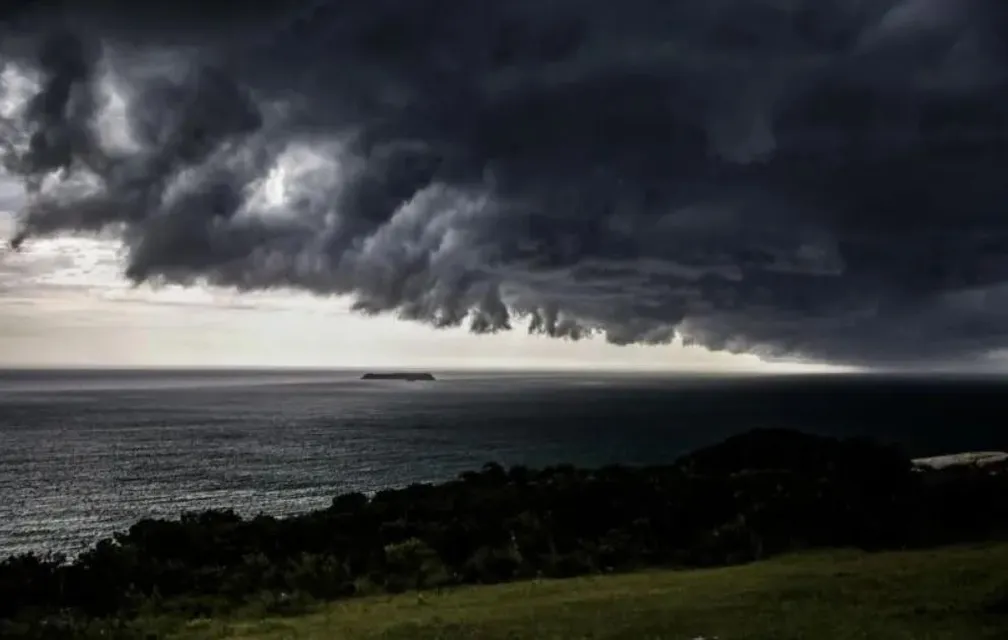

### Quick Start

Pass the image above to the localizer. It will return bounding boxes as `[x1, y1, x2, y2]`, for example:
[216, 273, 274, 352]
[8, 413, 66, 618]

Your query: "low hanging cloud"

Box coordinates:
[1, 0, 1008, 367]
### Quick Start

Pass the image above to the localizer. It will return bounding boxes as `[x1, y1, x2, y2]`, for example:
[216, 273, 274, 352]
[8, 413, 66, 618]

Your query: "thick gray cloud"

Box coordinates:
[1, 0, 1008, 367]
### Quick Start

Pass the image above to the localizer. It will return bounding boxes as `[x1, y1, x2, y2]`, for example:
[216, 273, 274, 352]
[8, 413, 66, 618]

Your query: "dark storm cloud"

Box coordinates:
[2, 0, 1008, 366]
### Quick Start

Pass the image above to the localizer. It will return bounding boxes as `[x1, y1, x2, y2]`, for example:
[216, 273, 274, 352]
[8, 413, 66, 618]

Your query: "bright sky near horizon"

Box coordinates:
[0, 182, 836, 372]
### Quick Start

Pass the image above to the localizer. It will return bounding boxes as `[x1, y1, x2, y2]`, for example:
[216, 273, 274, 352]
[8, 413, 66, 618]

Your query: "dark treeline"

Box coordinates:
[3, 429, 1007, 637]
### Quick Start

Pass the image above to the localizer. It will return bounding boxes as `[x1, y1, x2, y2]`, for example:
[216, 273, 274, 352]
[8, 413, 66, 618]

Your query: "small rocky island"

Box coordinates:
[360, 372, 436, 381]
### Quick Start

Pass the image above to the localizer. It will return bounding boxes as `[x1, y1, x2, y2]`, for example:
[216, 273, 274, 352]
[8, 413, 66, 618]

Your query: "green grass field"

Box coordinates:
[167, 544, 1008, 639]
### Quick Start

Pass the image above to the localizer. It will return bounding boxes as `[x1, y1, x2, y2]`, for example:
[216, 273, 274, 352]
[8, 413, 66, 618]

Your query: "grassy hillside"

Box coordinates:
[172, 543, 1008, 640]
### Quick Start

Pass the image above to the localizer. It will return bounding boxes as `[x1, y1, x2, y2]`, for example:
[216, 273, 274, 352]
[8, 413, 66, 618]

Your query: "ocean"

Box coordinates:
[1, 369, 1005, 558]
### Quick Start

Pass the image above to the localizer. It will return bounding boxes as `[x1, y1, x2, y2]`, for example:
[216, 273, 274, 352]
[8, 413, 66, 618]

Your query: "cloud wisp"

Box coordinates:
[2, 0, 1008, 367]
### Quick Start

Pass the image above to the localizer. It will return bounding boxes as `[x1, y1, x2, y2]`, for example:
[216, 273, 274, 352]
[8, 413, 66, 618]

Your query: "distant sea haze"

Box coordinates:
[1, 369, 1005, 557]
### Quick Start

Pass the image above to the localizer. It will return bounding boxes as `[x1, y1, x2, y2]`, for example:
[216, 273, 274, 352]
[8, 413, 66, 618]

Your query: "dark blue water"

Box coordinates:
[1, 369, 1005, 557]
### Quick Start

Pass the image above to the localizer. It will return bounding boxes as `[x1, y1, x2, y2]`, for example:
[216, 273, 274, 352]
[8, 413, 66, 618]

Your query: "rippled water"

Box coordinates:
[1, 369, 1005, 557]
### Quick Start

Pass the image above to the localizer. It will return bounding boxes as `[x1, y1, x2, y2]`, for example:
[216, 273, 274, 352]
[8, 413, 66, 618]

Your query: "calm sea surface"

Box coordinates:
[1, 369, 1005, 557]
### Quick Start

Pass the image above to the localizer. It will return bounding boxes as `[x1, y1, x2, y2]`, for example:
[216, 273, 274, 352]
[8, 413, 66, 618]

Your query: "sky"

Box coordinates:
[1, 1, 1007, 371]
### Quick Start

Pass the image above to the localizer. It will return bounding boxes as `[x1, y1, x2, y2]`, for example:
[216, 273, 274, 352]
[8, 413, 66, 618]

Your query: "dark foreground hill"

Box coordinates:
[2, 429, 1006, 637]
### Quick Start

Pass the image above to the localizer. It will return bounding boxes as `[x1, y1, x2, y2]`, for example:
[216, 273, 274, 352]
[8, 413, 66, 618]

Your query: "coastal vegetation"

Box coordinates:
[2, 428, 1006, 638]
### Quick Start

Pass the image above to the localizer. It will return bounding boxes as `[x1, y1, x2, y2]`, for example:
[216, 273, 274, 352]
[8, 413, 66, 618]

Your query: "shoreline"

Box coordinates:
[4, 446, 1006, 559]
